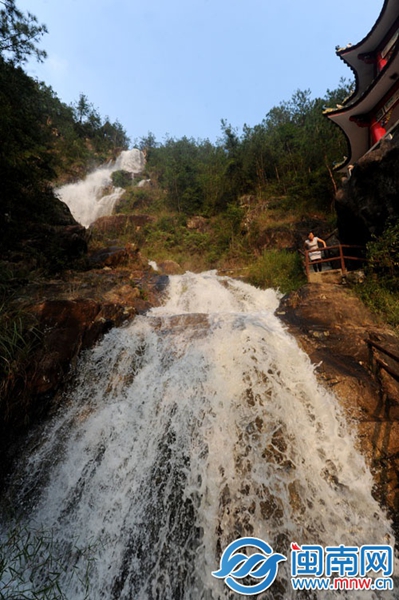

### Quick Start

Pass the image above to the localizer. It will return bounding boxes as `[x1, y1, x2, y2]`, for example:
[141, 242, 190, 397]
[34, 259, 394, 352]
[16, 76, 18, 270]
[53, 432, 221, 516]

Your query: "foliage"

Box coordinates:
[247, 249, 306, 293]
[114, 82, 355, 276]
[144, 81, 353, 221]
[366, 220, 399, 289]
[0, 34, 356, 281]
[0, 0, 48, 64]
[353, 281, 399, 331]
[69, 93, 130, 162]
[111, 169, 132, 188]
[147, 136, 211, 214]
[0, 298, 42, 412]
[351, 220, 399, 331]
[0, 57, 57, 248]
[115, 188, 152, 214]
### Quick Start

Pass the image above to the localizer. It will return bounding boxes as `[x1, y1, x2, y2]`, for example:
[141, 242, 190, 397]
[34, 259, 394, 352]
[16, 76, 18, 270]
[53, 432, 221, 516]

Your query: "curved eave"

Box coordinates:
[325, 113, 368, 171]
[326, 47, 399, 169]
[337, 0, 397, 102]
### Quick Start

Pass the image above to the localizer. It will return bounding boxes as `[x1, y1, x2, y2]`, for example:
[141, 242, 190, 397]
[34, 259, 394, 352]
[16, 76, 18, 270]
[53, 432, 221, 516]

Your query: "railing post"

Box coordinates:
[305, 250, 310, 281]
[339, 244, 347, 274]
[367, 340, 378, 378]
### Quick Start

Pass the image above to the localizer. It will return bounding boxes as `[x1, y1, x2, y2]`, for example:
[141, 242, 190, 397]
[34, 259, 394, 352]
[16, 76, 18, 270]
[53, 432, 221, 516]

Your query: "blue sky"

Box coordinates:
[19, 0, 382, 145]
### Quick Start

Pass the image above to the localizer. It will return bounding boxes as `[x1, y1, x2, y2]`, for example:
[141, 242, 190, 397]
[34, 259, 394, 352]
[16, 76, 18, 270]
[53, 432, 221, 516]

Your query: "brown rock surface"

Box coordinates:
[278, 283, 399, 532]
[89, 214, 155, 235]
[157, 260, 183, 275]
[0, 262, 167, 485]
[28, 299, 126, 397]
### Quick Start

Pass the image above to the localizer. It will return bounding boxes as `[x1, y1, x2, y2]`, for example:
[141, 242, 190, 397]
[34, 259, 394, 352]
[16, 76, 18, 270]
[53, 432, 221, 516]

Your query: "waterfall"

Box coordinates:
[0, 272, 395, 599]
[55, 149, 145, 228]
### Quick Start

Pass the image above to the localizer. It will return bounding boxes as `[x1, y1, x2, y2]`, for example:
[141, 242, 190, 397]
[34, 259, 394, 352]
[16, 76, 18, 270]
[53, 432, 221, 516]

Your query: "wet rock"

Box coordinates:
[0, 296, 135, 484]
[288, 481, 307, 515]
[88, 246, 129, 268]
[278, 283, 399, 531]
[22, 222, 88, 262]
[87, 243, 145, 269]
[103, 284, 141, 305]
[157, 260, 183, 275]
[29, 299, 129, 397]
[259, 489, 284, 523]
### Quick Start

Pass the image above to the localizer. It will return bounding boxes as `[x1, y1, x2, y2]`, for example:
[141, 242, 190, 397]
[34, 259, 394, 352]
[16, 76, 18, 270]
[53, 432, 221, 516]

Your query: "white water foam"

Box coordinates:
[56, 148, 145, 228]
[1, 272, 395, 599]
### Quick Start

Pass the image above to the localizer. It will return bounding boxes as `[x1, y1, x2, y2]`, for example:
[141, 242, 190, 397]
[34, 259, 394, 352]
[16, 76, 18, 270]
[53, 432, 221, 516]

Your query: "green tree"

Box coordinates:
[219, 119, 248, 200]
[136, 131, 158, 158]
[147, 136, 205, 214]
[0, 57, 60, 249]
[101, 118, 130, 150]
[74, 93, 91, 124]
[0, 0, 47, 64]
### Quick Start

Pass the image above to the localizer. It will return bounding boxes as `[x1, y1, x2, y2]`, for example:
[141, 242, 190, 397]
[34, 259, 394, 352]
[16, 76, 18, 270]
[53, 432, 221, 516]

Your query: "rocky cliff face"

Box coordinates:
[279, 284, 399, 534]
[3, 193, 89, 274]
[0, 203, 167, 489]
[0, 255, 166, 491]
[336, 131, 399, 245]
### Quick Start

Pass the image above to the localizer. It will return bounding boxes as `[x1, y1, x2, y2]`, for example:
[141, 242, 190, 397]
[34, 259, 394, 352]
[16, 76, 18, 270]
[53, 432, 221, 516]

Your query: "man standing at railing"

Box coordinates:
[305, 232, 327, 272]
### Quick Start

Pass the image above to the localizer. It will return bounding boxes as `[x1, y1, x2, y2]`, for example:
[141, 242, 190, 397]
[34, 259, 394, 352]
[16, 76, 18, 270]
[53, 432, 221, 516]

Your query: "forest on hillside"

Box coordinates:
[137, 82, 351, 218]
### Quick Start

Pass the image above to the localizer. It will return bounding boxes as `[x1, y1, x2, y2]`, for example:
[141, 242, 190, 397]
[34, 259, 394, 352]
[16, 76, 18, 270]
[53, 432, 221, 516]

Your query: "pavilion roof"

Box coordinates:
[326, 0, 399, 169]
[337, 0, 397, 100]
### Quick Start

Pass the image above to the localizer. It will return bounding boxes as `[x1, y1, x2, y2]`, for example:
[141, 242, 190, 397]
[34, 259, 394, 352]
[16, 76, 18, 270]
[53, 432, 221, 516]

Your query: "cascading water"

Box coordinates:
[55, 149, 146, 228]
[0, 271, 396, 599]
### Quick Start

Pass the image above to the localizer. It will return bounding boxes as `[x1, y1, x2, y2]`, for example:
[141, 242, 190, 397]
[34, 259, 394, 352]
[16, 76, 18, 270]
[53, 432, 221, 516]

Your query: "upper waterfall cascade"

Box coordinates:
[55, 148, 145, 228]
[0, 272, 396, 599]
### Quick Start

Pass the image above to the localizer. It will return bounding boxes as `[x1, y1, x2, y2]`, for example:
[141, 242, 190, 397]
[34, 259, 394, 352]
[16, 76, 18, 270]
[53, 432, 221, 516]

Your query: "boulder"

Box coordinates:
[157, 260, 183, 275]
[103, 284, 141, 305]
[87, 243, 145, 269]
[88, 246, 130, 268]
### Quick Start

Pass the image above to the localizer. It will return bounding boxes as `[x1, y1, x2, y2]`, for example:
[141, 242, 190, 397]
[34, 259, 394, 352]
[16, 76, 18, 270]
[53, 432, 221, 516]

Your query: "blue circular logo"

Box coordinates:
[212, 537, 287, 595]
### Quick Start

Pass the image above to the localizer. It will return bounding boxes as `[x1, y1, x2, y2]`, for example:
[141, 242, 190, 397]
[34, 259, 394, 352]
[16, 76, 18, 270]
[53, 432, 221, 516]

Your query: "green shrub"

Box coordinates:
[366, 220, 399, 290]
[112, 179, 151, 215]
[247, 249, 306, 293]
[353, 280, 399, 330]
[0, 304, 41, 383]
[350, 220, 399, 330]
[111, 169, 132, 188]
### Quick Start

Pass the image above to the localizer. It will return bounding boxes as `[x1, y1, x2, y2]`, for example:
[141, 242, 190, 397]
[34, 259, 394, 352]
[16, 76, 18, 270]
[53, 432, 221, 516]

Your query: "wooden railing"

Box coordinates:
[366, 338, 399, 383]
[300, 244, 366, 280]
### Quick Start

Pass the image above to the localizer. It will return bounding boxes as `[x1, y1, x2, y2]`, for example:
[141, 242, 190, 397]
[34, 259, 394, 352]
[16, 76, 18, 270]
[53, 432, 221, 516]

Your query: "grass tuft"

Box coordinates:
[247, 249, 306, 294]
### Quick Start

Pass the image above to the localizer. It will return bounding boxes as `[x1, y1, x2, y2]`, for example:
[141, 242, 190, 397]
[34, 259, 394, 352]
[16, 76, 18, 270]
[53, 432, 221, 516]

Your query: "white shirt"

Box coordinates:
[305, 237, 322, 261]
